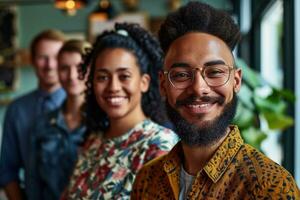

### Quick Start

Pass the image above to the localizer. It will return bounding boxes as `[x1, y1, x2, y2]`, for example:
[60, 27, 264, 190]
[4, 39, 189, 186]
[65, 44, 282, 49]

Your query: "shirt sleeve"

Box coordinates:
[26, 123, 42, 200]
[0, 104, 22, 186]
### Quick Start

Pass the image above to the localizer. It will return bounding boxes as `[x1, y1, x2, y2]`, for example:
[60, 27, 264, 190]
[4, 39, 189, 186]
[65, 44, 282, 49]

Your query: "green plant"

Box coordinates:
[233, 58, 295, 150]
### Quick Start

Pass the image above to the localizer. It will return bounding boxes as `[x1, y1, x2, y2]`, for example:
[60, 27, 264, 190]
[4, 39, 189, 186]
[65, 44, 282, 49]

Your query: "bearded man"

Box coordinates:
[131, 2, 300, 199]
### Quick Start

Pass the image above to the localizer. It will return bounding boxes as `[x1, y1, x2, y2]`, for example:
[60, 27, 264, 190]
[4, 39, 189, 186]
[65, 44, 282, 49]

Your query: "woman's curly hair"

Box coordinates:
[81, 22, 167, 132]
[158, 1, 241, 53]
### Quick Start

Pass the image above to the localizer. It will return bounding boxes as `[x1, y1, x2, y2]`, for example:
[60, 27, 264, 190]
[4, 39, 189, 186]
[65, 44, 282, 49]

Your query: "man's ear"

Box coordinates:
[233, 68, 242, 93]
[140, 74, 150, 93]
[159, 71, 167, 97]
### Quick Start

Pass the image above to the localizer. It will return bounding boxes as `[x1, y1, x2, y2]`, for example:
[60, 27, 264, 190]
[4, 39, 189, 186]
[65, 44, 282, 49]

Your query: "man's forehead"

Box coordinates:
[164, 32, 234, 67]
[169, 32, 230, 51]
[37, 39, 63, 45]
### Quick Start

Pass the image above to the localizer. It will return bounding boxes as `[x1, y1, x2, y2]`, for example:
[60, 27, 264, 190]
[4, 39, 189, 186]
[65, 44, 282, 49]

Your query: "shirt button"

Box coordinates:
[50, 118, 56, 125]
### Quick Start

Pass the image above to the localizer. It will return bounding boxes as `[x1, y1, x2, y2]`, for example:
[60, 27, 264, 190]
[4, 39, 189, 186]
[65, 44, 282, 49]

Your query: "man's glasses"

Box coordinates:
[164, 64, 234, 89]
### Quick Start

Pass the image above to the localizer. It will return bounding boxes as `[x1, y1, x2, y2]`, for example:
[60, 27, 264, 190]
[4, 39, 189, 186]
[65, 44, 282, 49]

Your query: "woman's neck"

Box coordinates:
[105, 106, 147, 139]
[63, 94, 85, 131]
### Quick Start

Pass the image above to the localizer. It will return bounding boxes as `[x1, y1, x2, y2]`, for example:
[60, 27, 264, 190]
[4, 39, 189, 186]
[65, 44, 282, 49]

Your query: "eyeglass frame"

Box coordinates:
[163, 63, 235, 89]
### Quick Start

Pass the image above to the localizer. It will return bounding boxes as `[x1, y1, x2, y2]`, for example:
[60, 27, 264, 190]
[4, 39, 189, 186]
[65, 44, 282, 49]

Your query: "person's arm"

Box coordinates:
[0, 104, 23, 200]
[26, 121, 43, 200]
[3, 182, 23, 200]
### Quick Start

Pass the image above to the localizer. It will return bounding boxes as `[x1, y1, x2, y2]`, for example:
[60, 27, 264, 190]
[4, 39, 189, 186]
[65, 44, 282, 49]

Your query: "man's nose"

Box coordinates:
[46, 57, 57, 69]
[190, 68, 210, 95]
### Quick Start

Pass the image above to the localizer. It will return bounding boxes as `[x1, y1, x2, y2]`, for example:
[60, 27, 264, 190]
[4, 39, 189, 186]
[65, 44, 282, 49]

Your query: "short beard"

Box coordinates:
[165, 94, 238, 147]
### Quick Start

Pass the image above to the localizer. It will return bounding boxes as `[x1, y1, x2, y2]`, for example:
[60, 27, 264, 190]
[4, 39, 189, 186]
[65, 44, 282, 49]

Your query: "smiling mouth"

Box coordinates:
[177, 95, 224, 106]
[105, 97, 128, 106]
[44, 71, 56, 77]
[184, 102, 214, 114]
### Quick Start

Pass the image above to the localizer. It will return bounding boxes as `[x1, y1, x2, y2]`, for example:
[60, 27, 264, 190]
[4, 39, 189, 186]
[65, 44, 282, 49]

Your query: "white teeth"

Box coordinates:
[187, 104, 210, 108]
[107, 97, 126, 104]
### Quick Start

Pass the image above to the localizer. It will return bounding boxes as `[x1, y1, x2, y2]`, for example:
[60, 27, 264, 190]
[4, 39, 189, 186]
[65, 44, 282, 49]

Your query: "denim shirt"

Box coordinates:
[0, 88, 66, 190]
[27, 107, 86, 200]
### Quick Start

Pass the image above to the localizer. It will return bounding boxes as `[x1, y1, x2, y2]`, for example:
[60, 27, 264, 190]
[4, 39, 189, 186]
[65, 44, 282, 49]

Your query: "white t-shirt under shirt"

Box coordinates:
[179, 165, 196, 200]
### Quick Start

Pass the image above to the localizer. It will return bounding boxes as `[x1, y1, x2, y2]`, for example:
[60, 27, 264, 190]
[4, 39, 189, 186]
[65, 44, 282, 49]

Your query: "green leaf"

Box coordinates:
[254, 95, 286, 113]
[234, 102, 255, 129]
[269, 88, 296, 103]
[263, 112, 294, 130]
[240, 127, 267, 150]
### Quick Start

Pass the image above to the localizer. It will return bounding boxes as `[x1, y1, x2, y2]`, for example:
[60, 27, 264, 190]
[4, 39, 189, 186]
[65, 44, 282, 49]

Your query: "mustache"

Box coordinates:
[175, 95, 225, 108]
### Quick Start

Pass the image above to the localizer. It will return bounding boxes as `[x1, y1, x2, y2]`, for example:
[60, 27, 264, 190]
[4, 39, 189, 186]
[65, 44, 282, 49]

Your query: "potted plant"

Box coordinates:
[234, 58, 295, 150]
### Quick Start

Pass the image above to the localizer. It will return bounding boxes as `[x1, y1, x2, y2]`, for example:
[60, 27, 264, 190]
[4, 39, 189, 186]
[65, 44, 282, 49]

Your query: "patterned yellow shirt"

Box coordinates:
[131, 125, 300, 200]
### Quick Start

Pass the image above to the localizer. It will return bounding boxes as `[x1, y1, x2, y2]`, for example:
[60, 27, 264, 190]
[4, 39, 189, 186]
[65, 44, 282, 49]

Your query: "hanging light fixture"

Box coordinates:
[122, 0, 139, 12]
[55, 0, 87, 16]
[89, 0, 115, 21]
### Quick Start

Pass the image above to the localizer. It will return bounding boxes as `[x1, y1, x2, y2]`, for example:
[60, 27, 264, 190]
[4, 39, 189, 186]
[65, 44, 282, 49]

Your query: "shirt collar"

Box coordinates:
[37, 87, 66, 103]
[163, 125, 243, 183]
[203, 125, 243, 183]
[48, 107, 86, 141]
[163, 142, 183, 174]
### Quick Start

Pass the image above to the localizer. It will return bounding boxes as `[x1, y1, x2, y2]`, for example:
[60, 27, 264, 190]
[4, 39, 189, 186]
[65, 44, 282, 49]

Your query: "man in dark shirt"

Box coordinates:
[132, 2, 300, 199]
[0, 30, 66, 200]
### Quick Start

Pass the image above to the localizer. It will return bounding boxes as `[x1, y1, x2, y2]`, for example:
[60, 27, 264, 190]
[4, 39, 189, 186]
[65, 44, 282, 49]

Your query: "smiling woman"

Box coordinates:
[61, 22, 177, 200]
[93, 48, 150, 130]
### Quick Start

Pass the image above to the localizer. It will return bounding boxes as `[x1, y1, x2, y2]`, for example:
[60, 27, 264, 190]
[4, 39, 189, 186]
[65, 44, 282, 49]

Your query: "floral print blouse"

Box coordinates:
[61, 119, 177, 200]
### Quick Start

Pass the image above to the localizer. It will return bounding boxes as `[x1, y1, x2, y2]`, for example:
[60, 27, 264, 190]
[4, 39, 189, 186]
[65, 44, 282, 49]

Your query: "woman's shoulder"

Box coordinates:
[144, 120, 175, 134]
[140, 119, 178, 144]
[81, 131, 100, 147]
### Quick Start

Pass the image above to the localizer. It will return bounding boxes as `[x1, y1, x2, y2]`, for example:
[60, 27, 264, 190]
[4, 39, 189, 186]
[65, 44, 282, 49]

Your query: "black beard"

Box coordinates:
[165, 94, 238, 147]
